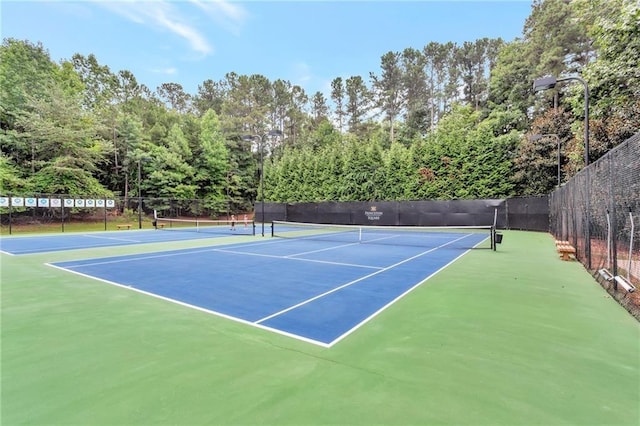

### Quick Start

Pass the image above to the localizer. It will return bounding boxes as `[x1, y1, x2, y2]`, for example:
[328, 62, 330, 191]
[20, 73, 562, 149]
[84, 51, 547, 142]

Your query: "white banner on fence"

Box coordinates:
[2, 197, 117, 208]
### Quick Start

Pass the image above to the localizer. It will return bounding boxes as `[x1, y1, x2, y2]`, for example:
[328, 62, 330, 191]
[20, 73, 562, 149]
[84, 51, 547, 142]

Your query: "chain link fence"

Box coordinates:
[550, 132, 640, 317]
[0, 195, 251, 233]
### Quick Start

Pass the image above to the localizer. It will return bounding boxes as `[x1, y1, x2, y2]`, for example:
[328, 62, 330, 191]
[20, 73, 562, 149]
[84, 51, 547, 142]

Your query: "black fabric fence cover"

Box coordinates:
[262, 196, 549, 232]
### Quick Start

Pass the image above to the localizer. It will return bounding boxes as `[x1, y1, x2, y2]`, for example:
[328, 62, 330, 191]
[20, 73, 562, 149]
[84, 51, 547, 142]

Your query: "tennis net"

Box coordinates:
[156, 217, 255, 235]
[271, 221, 496, 250]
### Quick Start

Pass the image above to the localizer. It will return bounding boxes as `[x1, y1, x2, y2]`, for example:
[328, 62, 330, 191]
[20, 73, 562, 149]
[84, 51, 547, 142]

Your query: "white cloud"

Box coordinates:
[96, 0, 214, 56]
[189, 0, 249, 35]
[292, 62, 312, 85]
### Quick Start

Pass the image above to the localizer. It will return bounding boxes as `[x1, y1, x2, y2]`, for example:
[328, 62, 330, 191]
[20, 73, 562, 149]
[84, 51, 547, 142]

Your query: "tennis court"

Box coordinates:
[48, 223, 490, 346]
[2, 228, 639, 425]
[0, 218, 255, 255]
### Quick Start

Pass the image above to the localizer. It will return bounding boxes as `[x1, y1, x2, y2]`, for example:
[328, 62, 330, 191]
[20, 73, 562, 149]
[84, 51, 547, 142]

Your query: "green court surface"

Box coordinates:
[2, 231, 639, 425]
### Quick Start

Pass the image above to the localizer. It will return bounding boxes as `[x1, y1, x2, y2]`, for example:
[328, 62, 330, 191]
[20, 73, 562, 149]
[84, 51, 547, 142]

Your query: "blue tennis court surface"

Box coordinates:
[0, 227, 253, 255]
[48, 231, 488, 347]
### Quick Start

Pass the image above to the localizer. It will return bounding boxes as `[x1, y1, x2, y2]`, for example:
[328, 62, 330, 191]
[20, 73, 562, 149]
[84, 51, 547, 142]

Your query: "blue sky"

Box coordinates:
[2, 1, 533, 98]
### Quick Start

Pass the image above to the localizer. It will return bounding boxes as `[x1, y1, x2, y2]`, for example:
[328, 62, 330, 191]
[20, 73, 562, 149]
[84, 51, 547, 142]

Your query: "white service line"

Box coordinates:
[82, 234, 141, 242]
[213, 248, 382, 270]
[284, 240, 362, 257]
[255, 233, 474, 324]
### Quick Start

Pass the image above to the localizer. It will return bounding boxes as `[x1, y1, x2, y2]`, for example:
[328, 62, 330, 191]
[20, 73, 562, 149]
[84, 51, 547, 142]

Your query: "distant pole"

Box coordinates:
[137, 159, 142, 229]
[533, 75, 590, 268]
[260, 134, 265, 237]
[242, 130, 282, 236]
[137, 157, 150, 229]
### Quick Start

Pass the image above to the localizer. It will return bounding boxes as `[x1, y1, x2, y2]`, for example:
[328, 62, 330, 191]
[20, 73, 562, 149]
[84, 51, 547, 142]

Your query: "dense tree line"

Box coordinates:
[1, 0, 638, 215]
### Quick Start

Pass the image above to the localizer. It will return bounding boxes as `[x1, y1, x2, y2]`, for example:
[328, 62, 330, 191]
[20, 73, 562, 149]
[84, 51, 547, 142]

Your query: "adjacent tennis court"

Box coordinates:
[0, 218, 255, 255]
[48, 223, 490, 346]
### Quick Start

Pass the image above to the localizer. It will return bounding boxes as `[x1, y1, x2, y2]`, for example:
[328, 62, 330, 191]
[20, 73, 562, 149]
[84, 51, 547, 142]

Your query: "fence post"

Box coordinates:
[609, 154, 618, 283]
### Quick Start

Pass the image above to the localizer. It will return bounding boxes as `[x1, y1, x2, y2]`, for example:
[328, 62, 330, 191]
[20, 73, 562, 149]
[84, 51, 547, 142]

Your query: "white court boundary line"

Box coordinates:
[1, 232, 144, 255]
[329, 240, 483, 347]
[0, 228, 250, 256]
[213, 248, 382, 270]
[45, 262, 332, 347]
[81, 234, 142, 243]
[47, 232, 488, 347]
[255, 233, 475, 326]
[53, 237, 382, 270]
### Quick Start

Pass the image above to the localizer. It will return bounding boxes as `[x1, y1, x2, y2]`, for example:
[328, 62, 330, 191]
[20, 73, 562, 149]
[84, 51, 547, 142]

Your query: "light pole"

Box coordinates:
[532, 76, 589, 166]
[242, 130, 282, 236]
[137, 157, 150, 229]
[530, 133, 561, 187]
[533, 75, 590, 267]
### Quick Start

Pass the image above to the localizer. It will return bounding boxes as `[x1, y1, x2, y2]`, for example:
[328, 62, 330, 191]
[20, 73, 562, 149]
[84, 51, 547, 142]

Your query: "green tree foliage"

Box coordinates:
[523, 0, 592, 77]
[0, 39, 58, 130]
[143, 146, 197, 200]
[310, 92, 330, 127]
[195, 110, 229, 213]
[29, 156, 112, 196]
[193, 79, 227, 117]
[116, 115, 146, 199]
[15, 83, 113, 196]
[2, 0, 638, 207]
[157, 82, 191, 113]
[330, 77, 346, 133]
[423, 42, 455, 131]
[401, 47, 428, 138]
[138, 123, 198, 202]
[71, 53, 118, 111]
[579, 0, 640, 147]
[265, 105, 515, 202]
[0, 153, 29, 194]
[370, 51, 404, 142]
[515, 109, 575, 194]
[345, 76, 373, 138]
[455, 38, 502, 112]
[487, 40, 533, 121]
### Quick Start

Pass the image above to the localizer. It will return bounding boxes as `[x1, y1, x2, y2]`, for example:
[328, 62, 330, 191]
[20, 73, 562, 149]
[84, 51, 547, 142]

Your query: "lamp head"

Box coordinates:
[532, 76, 557, 92]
